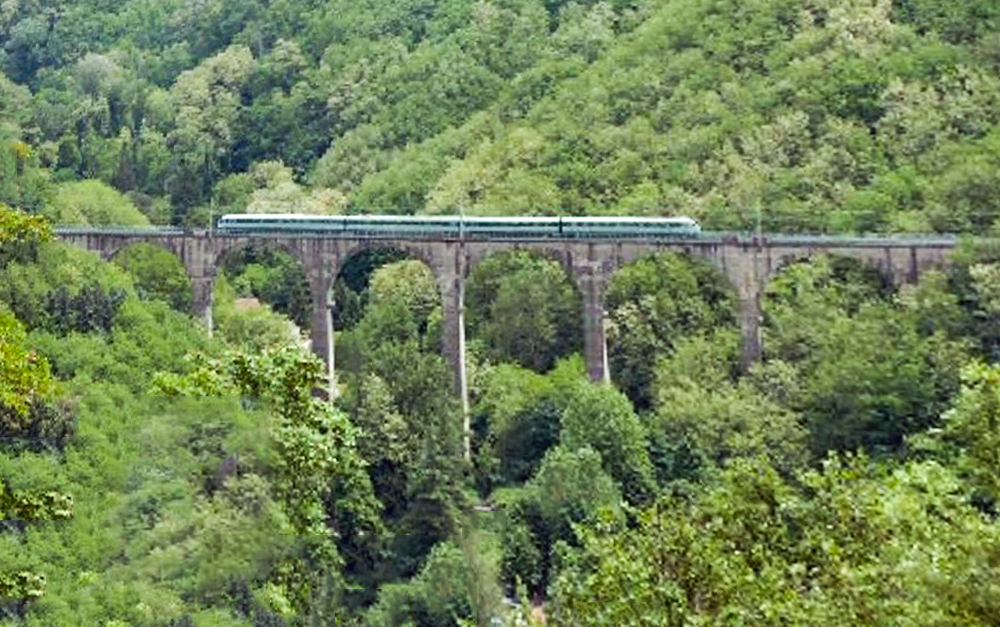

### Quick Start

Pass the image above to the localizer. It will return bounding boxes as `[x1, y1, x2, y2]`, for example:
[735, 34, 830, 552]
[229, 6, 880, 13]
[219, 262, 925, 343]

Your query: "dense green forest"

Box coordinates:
[2, 0, 1000, 231]
[5, 0, 1000, 625]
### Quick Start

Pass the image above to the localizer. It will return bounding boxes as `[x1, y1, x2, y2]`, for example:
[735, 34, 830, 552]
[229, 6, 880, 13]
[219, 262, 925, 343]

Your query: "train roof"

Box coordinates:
[219, 213, 699, 223]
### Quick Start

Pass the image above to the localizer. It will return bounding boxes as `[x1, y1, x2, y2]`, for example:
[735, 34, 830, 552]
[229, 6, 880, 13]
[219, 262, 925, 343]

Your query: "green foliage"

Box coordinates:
[763, 255, 964, 454]
[154, 346, 384, 615]
[891, 0, 1000, 44]
[39, 281, 127, 335]
[0, 205, 73, 610]
[0, 570, 47, 601]
[356, 338, 466, 579]
[112, 243, 192, 311]
[471, 358, 586, 494]
[946, 249, 1000, 360]
[560, 381, 656, 505]
[331, 249, 410, 330]
[0, 479, 74, 522]
[651, 366, 808, 486]
[211, 273, 303, 352]
[2, 0, 1000, 226]
[0, 137, 50, 212]
[0, 392, 298, 625]
[365, 536, 501, 627]
[0, 241, 135, 332]
[499, 446, 623, 595]
[466, 251, 582, 372]
[551, 456, 1000, 626]
[368, 259, 441, 344]
[606, 252, 736, 409]
[47, 180, 150, 226]
[332, 254, 469, 593]
[24, 295, 214, 393]
[0, 307, 54, 423]
[7, 0, 1000, 622]
[933, 362, 1000, 506]
[220, 244, 312, 329]
[167, 45, 255, 210]
[0, 202, 52, 265]
[0, 298, 75, 449]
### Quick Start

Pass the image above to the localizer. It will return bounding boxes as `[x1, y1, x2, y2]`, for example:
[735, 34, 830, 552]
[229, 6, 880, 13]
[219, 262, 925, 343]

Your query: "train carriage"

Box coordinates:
[216, 214, 702, 239]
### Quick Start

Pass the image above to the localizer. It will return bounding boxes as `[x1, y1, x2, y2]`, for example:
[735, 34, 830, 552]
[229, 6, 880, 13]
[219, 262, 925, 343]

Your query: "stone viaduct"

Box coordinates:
[56, 228, 957, 403]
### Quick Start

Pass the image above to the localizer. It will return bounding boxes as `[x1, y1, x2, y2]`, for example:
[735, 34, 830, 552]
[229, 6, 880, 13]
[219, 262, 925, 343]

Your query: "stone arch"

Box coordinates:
[101, 236, 184, 264]
[602, 245, 741, 318]
[327, 239, 450, 399]
[465, 241, 574, 285]
[761, 249, 899, 303]
[209, 235, 320, 375]
[332, 239, 445, 285]
[761, 245, 915, 289]
[601, 247, 741, 408]
[213, 236, 311, 278]
[463, 243, 585, 374]
[331, 241, 444, 338]
[759, 251, 903, 366]
[105, 240, 194, 312]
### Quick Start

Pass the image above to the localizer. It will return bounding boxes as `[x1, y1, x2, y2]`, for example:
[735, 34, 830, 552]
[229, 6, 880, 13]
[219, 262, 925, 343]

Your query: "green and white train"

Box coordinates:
[215, 214, 702, 238]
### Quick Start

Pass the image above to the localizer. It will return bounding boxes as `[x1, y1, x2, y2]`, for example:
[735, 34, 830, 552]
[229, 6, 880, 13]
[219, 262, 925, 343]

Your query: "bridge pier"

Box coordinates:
[307, 271, 336, 399]
[190, 276, 215, 336]
[439, 249, 471, 459]
[737, 293, 763, 368]
[577, 263, 610, 384]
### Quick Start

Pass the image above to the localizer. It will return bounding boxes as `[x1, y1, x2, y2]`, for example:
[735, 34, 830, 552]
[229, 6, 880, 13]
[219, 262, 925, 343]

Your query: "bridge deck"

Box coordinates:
[53, 227, 961, 248]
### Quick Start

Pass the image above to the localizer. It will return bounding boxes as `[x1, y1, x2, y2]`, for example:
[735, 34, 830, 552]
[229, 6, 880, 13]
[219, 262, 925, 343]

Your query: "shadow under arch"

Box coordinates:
[331, 244, 443, 342]
[762, 248, 898, 293]
[331, 243, 451, 411]
[332, 239, 444, 286]
[212, 237, 314, 331]
[603, 249, 740, 410]
[101, 236, 185, 266]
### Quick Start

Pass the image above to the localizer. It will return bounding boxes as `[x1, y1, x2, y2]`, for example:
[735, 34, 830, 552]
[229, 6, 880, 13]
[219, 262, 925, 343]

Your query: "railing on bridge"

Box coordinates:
[55, 226, 189, 236]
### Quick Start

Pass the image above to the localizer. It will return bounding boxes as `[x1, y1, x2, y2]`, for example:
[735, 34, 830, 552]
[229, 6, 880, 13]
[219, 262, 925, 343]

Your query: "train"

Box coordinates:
[215, 213, 702, 238]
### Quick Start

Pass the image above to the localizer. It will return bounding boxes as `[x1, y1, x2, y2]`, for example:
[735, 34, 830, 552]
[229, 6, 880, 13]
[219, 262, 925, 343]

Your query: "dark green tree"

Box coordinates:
[466, 251, 582, 372]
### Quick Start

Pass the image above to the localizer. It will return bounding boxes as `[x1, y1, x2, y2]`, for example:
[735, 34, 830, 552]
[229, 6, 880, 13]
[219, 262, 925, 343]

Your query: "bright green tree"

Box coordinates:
[551, 456, 1000, 626]
[605, 252, 736, 410]
[561, 380, 655, 505]
[153, 346, 383, 619]
[48, 180, 150, 226]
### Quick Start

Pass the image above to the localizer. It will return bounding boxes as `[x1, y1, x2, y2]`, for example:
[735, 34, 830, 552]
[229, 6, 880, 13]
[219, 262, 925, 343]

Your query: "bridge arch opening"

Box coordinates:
[213, 241, 313, 349]
[333, 247, 446, 383]
[761, 253, 895, 362]
[465, 249, 584, 374]
[758, 253, 956, 455]
[108, 243, 192, 313]
[331, 245, 465, 554]
[604, 250, 739, 411]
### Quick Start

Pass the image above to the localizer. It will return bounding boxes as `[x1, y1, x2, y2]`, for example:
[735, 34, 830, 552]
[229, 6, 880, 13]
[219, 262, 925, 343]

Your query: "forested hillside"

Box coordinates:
[5, 1, 1000, 626]
[2, 0, 1000, 231]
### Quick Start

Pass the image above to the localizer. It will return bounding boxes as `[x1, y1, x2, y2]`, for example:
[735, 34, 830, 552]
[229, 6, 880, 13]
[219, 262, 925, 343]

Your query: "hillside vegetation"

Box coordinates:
[2, 0, 1000, 231]
[5, 1, 1000, 627]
